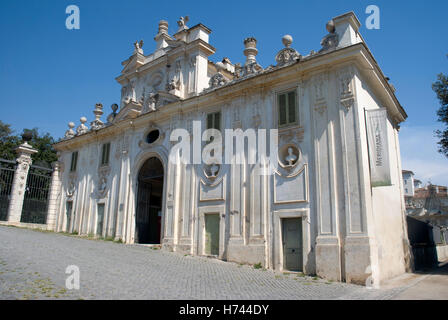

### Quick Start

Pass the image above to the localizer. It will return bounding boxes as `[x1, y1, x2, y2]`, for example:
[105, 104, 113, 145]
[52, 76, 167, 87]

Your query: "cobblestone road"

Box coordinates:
[0, 225, 408, 300]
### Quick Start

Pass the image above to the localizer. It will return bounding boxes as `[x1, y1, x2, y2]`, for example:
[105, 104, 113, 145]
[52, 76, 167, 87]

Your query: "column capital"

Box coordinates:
[15, 142, 38, 165]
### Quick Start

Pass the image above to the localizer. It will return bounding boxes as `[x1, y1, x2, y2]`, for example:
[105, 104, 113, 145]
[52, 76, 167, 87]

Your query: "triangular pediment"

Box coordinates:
[115, 100, 143, 122]
[121, 53, 145, 74]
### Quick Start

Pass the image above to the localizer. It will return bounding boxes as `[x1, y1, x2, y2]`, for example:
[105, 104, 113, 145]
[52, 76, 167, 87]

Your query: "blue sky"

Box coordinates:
[0, 0, 447, 185]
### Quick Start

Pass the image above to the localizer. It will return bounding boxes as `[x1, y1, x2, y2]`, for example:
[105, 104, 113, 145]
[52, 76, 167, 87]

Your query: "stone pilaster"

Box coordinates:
[7, 142, 38, 223]
[46, 161, 63, 230]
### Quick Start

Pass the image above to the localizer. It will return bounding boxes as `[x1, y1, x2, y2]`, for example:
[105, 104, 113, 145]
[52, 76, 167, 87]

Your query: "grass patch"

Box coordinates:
[253, 262, 262, 269]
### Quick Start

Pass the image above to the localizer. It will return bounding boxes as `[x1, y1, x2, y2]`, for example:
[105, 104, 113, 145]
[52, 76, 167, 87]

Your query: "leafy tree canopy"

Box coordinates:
[0, 120, 57, 166]
[432, 58, 448, 158]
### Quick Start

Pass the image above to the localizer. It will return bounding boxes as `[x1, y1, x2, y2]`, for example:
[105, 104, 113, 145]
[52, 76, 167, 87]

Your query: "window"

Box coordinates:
[278, 90, 297, 127]
[146, 130, 160, 144]
[206, 112, 221, 143]
[207, 112, 221, 131]
[101, 143, 110, 166]
[70, 151, 78, 172]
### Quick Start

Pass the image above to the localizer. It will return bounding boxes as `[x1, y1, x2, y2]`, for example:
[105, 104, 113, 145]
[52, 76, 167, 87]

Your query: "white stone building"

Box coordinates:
[51, 12, 411, 286]
[402, 170, 415, 197]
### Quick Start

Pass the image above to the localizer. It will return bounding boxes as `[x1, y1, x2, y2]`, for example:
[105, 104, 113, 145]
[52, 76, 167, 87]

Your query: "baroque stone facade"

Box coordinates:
[53, 12, 410, 286]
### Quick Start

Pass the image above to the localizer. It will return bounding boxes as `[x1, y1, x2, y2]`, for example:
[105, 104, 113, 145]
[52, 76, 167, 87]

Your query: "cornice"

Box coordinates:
[54, 42, 406, 151]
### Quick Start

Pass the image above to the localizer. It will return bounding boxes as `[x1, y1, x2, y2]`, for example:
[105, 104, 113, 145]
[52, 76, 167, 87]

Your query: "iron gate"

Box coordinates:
[20, 164, 52, 224]
[0, 159, 16, 221]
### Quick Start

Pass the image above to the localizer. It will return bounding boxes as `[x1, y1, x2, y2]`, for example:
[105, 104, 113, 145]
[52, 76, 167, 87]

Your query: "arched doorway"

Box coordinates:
[135, 157, 164, 244]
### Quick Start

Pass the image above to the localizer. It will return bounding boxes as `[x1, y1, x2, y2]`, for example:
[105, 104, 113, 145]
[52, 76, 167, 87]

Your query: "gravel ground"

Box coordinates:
[0, 225, 407, 300]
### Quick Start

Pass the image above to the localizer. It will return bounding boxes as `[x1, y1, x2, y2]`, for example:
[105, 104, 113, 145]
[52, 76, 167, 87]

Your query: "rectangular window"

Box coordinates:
[70, 151, 78, 172]
[206, 112, 221, 143]
[101, 143, 111, 166]
[207, 112, 221, 131]
[278, 90, 298, 127]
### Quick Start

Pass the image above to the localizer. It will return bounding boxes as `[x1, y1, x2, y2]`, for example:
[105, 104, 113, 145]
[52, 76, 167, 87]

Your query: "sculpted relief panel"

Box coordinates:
[274, 164, 308, 204]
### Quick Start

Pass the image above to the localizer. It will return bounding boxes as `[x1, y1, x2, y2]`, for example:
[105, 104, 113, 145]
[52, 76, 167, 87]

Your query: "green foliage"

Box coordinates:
[253, 262, 262, 269]
[432, 63, 448, 157]
[0, 121, 57, 165]
[0, 120, 20, 160]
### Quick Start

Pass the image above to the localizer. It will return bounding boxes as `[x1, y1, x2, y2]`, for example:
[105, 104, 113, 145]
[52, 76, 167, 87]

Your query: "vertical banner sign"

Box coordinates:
[365, 108, 391, 187]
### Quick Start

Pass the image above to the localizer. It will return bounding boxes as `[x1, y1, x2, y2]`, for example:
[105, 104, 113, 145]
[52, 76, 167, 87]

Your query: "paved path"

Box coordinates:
[0, 225, 429, 300]
[391, 261, 448, 300]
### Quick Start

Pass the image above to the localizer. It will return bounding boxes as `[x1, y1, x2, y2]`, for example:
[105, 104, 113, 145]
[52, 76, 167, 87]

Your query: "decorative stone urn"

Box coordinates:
[243, 37, 258, 65]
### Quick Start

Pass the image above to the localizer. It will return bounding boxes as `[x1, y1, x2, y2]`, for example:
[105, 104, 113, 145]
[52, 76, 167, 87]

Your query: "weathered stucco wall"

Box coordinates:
[52, 12, 409, 286]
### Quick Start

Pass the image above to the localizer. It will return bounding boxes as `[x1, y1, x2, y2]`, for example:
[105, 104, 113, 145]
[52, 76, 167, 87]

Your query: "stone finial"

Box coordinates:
[64, 122, 76, 139]
[91, 103, 105, 130]
[19, 131, 34, 149]
[158, 20, 169, 36]
[107, 104, 119, 123]
[16, 131, 38, 161]
[319, 19, 339, 52]
[326, 19, 336, 33]
[237, 37, 263, 78]
[282, 35, 293, 48]
[76, 116, 89, 135]
[94, 103, 103, 115]
[21, 131, 32, 143]
[154, 20, 172, 49]
[275, 35, 301, 66]
[177, 16, 189, 33]
[243, 37, 258, 66]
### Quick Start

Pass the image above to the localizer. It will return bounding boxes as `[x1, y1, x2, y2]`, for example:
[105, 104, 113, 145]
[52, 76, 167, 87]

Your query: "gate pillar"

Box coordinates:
[46, 161, 63, 230]
[7, 134, 38, 223]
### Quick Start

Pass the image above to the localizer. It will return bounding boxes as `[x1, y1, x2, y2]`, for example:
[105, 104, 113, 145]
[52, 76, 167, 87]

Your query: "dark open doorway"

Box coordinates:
[135, 157, 164, 244]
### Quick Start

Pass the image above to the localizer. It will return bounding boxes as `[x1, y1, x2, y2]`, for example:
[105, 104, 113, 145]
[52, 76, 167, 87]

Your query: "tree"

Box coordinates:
[432, 64, 448, 158]
[25, 128, 58, 166]
[0, 121, 57, 165]
[0, 120, 20, 160]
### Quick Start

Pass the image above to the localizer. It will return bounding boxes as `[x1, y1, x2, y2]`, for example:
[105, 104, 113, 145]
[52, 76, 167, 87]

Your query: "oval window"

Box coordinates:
[146, 129, 160, 144]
